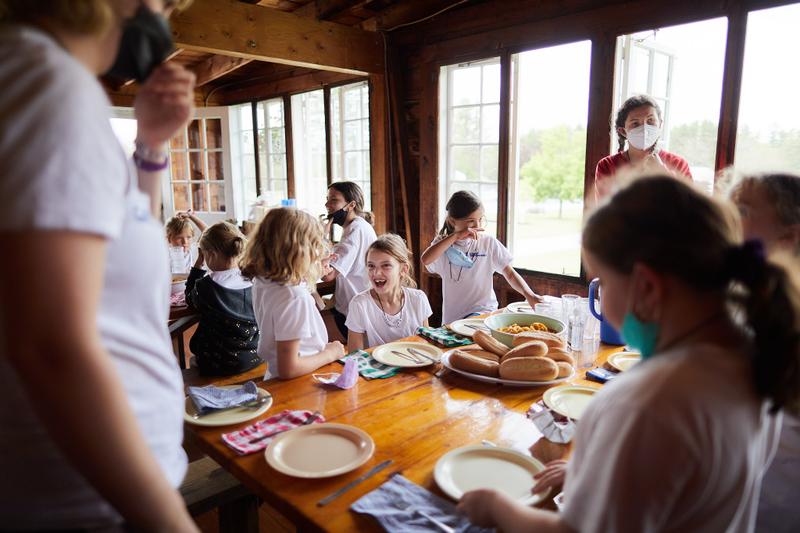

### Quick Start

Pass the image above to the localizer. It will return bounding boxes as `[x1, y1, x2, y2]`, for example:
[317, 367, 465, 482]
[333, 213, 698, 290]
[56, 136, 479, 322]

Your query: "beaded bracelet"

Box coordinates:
[133, 141, 169, 172]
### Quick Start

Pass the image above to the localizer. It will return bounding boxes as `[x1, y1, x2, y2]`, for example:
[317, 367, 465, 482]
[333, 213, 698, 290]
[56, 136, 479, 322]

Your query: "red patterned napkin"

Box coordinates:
[221, 409, 325, 455]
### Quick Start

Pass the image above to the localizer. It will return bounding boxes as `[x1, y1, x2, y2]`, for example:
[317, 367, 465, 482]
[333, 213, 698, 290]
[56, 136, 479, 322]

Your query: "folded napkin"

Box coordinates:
[170, 292, 186, 307]
[352, 474, 493, 533]
[417, 326, 473, 348]
[187, 381, 258, 414]
[313, 357, 360, 388]
[339, 350, 400, 380]
[221, 409, 325, 455]
[527, 400, 576, 444]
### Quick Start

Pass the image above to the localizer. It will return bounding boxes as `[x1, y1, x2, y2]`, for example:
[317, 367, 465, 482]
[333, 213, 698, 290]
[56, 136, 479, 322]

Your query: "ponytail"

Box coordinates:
[728, 245, 800, 415]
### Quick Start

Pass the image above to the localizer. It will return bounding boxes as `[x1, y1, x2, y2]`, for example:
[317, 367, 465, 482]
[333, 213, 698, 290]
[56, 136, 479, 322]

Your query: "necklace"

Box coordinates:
[448, 239, 475, 282]
[373, 289, 404, 328]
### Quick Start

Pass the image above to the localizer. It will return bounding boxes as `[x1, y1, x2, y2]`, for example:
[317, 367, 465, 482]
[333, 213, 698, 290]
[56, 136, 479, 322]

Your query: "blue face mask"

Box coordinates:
[620, 313, 660, 359]
[445, 246, 475, 269]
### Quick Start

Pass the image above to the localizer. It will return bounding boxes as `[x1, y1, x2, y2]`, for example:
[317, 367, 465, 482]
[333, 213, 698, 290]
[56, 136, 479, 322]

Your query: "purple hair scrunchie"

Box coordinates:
[725, 239, 767, 285]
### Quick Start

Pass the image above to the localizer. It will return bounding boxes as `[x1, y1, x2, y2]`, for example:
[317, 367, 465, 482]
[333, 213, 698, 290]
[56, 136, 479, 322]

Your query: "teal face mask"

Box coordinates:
[620, 313, 660, 359]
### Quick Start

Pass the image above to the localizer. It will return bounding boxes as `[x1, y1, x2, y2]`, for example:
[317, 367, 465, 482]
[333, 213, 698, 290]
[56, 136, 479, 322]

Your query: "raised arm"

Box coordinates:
[420, 227, 483, 265]
[134, 63, 195, 217]
[0, 232, 196, 532]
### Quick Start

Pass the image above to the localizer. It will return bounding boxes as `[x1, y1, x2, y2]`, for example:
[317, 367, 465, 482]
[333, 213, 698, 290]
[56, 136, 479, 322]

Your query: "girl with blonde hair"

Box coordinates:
[346, 234, 432, 351]
[0, 0, 197, 530]
[185, 221, 259, 376]
[242, 208, 344, 380]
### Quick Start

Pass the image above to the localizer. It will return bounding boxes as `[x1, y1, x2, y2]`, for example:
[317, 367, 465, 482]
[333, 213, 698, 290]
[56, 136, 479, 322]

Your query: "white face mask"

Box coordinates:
[625, 124, 660, 151]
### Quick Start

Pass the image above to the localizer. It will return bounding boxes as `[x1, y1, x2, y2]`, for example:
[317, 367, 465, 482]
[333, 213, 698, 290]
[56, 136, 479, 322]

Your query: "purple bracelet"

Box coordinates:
[133, 151, 169, 172]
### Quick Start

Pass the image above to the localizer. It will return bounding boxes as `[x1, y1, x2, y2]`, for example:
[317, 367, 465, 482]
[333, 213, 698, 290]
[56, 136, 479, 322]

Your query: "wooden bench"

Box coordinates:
[180, 456, 259, 533]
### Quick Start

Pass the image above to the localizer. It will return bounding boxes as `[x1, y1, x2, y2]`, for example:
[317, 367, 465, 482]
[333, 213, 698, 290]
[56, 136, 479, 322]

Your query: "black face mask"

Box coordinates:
[106, 5, 174, 83]
[329, 207, 349, 226]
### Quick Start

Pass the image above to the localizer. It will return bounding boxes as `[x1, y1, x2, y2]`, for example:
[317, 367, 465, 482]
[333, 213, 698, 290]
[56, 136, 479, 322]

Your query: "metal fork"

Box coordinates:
[404, 505, 455, 533]
[391, 349, 423, 364]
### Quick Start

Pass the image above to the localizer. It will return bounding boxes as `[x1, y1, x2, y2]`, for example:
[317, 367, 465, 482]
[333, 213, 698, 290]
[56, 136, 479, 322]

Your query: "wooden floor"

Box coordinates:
[178, 308, 345, 532]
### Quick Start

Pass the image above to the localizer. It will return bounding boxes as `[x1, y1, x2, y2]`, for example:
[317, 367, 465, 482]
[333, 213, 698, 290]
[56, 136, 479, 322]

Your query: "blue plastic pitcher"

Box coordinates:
[588, 278, 625, 346]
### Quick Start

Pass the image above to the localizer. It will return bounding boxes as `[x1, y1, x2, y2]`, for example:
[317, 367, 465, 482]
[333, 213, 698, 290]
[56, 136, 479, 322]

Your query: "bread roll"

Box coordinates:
[544, 348, 575, 366]
[459, 349, 500, 363]
[450, 349, 500, 377]
[556, 361, 573, 378]
[499, 356, 558, 381]
[474, 330, 510, 356]
[512, 330, 566, 350]
[502, 340, 548, 361]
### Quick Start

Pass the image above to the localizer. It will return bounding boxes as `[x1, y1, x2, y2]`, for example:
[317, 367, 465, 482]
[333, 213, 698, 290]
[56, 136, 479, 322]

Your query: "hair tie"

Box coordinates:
[725, 239, 766, 284]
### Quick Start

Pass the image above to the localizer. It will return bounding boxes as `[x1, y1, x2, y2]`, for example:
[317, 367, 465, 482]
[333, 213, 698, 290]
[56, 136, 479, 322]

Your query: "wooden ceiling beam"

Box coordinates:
[193, 54, 253, 86]
[172, 0, 384, 74]
[206, 69, 365, 105]
[361, 0, 462, 32]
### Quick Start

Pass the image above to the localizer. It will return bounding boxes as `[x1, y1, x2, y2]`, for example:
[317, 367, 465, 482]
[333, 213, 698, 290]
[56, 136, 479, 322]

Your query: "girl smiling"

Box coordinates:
[346, 234, 432, 350]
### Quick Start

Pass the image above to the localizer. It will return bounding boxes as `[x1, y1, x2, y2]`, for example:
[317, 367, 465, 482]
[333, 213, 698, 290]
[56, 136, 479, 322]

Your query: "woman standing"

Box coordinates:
[0, 1, 198, 530]
[594, 94, 692, 202]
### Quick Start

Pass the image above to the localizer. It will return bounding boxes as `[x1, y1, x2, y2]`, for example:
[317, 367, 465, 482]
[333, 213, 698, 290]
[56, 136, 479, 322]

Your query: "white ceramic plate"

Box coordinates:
[184, 386, 272, 427]
[449, 318, 489, 338]
[440, 350, 574, 387]
[505, 302, 536, 314]
[371, 341, 442, 368]
[607, 351, 642, 372]
[435, 445, 549, 505]
[542, 385, 598, 420]
[265, 423, 375, 478]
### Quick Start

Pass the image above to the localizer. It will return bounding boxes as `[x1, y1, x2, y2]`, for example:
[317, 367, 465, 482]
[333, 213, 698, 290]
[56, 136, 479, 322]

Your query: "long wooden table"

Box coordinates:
[183, 337, 622, 532]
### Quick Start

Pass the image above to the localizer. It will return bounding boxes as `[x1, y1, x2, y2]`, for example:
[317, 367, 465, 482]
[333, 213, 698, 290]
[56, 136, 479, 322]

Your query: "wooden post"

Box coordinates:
[496, 51, 512, 245]
[283, 94, 296, 198]
[715, 3, 748, 173]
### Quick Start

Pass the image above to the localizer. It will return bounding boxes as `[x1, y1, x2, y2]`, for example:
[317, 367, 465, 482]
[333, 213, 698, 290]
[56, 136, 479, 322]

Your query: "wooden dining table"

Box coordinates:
[183, 336, 623, 532]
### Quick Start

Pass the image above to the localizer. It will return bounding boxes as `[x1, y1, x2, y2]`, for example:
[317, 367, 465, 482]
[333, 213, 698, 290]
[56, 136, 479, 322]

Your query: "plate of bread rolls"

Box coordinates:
[440, 329, 575, 386]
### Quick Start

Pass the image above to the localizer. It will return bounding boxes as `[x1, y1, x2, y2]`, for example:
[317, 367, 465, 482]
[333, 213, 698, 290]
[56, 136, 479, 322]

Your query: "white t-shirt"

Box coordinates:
[169, 243, 197, 275]
[0, 26, 185, 528]
[563, 344, 779, 533]
[756, 412, 800, 533]
[331, 217, 377, 314]
[209, 268, 252, 290]
[425, 235, 512, 324]
[252, 277, 328, 379]
[345, 288, 433, 347]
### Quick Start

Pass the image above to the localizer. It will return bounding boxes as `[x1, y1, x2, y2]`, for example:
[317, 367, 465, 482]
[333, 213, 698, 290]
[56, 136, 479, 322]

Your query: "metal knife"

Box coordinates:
[316, 459, 393, 506]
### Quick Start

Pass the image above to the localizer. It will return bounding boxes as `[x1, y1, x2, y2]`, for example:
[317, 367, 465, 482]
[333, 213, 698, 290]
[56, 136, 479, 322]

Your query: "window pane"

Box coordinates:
[191, 182, 207, 211]
[207, 151, 224, 180]
[480, 145, 498, 182]
[451, 106, 480, 143]
[291, 90, 328, 215]
[482, 63, 501, 103]
[187, 119, 202, 149]
[172, 183, 190, 212]
[209, 183, 226, 212]
[345, 151, 362, 180]
[451, 146, 480, 181]
[205, 118, 222, 149]
[189, 152, 204, 181]
[452, 66, 481, 105]
[170, 152, 188, 180]
[268, 100, 283, 127]
[344, 88, 361, 118]
[615, 18, 728, 192]
[270, 127, 285, 153]
[481, 104, 500, 143]
[240, 130, 254, 155]
[170, 131, 186, 151]
[239, 104, 253, 130]
[510, 41, 591, 276]
[242, 154, 255, 179]
[345, 121, 361, 150]
[362, 120, 370, 150]
[735, 4, 800, 174]
[270, 154, 287, 182]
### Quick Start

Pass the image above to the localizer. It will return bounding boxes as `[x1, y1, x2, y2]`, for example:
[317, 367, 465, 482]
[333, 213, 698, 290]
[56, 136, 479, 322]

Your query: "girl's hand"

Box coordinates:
[135, 63, 195, 149]
[529, 438, 568, 464]
[526, 293, 545, 308]
[453, 227, 484, 241]
[532, 460, 568, 494]
[326, 341, 345, 359]
[457, 488, 500, 527]
[194, 248, 205, 268]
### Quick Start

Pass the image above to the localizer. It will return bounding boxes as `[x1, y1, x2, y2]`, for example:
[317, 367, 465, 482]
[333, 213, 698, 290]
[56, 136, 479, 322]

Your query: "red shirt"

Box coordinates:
[594, 150, 692, 203]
